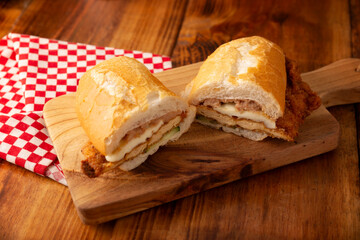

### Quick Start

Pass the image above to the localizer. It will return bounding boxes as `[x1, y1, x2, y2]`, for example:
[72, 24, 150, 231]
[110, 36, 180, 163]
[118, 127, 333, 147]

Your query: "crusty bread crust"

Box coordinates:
[76, 56, 189, 155]
[192, 57, 321, 142]
[185, 36, 286, 119]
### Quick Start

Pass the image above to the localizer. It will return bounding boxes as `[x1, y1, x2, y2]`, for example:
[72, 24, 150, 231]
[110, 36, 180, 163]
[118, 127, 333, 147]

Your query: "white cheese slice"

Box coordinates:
[213, 103, 276, 129]
[105, 120, 164, 162]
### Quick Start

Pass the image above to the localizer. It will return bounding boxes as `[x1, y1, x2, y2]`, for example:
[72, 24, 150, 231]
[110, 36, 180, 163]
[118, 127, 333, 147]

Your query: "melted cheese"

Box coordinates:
[213, 103, 276, 129]
[105, 120, 164, 162]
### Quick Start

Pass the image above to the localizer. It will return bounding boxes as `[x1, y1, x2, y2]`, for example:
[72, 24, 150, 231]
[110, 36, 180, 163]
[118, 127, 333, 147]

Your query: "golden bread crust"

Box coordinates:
[187, 36, 287, 118]
[76, 56, 176, 155]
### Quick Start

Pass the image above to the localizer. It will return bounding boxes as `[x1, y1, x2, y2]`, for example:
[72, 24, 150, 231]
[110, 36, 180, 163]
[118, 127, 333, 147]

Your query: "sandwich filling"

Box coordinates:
[205, 101, 276, 129]
[105, 110, 182, 162]
[195, 58, 321, 141]
[81, 111, 187, 177]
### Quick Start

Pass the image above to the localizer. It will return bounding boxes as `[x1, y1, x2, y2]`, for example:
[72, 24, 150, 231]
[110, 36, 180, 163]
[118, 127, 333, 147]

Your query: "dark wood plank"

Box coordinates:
[0, 0, 358, 238]
[350, 0, 360, 163]
[0, 161, 115, 240]
[10, 0, 188, 55]
[163, 0, 359, 238]
[0, 0, 188, 238]
[0, 0, 32, 37]
[350, 1, 360, 224]
[350, 0, 360, 58]
[172, 0, 352, 72]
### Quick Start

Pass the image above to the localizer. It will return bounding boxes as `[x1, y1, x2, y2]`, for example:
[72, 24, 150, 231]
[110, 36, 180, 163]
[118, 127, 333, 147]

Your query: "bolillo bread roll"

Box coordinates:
[184, 36, 321, 141]
[76, 56, 196, 177]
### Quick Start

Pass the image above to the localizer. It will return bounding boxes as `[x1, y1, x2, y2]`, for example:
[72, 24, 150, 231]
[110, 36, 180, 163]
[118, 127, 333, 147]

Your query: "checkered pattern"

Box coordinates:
[0, 33, 172, 186]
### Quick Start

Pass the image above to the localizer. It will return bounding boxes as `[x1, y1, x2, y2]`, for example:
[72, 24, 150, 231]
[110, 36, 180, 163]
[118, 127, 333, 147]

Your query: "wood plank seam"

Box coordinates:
[168, 0, 190, 58]
[6, 0, 33, 34]
[349, 0, 360, 182]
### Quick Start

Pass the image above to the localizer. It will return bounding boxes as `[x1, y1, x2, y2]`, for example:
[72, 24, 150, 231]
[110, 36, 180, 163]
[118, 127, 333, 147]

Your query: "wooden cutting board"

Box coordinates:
[43, 58, 360, 225]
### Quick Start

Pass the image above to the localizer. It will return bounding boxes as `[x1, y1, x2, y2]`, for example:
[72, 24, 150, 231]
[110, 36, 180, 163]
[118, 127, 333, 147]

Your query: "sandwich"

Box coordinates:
[183, 36, 321, 141]
[76, 56, 196, 177]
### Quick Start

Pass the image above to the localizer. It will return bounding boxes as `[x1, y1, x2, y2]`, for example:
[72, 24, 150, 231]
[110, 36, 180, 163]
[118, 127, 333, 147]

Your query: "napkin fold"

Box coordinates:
[0, 33, 172, 186]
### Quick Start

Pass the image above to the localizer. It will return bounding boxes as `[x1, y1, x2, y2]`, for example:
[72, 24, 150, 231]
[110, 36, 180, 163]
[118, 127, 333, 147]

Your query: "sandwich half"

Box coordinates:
[76, 56, 196, 177]
[184, 36, 321, 141]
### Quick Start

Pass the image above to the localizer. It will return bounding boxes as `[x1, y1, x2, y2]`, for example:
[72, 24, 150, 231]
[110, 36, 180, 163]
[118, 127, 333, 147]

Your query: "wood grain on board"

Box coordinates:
[1, 0, 360, 239]
[45, 95, 338, 224]
[44, 57, 357, 223]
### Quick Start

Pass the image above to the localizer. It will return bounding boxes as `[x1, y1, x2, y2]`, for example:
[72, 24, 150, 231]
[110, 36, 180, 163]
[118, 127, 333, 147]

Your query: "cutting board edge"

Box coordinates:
[70, 122, 339, 225]
[41, 57, 348, 224]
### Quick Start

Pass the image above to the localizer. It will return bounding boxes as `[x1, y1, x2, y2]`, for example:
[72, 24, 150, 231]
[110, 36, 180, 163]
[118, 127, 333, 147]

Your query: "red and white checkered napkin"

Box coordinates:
[0, 33, 172, 186]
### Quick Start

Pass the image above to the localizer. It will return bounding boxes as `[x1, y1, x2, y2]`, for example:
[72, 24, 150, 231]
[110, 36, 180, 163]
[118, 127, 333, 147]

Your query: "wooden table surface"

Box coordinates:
[1, 0, 359, 239]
